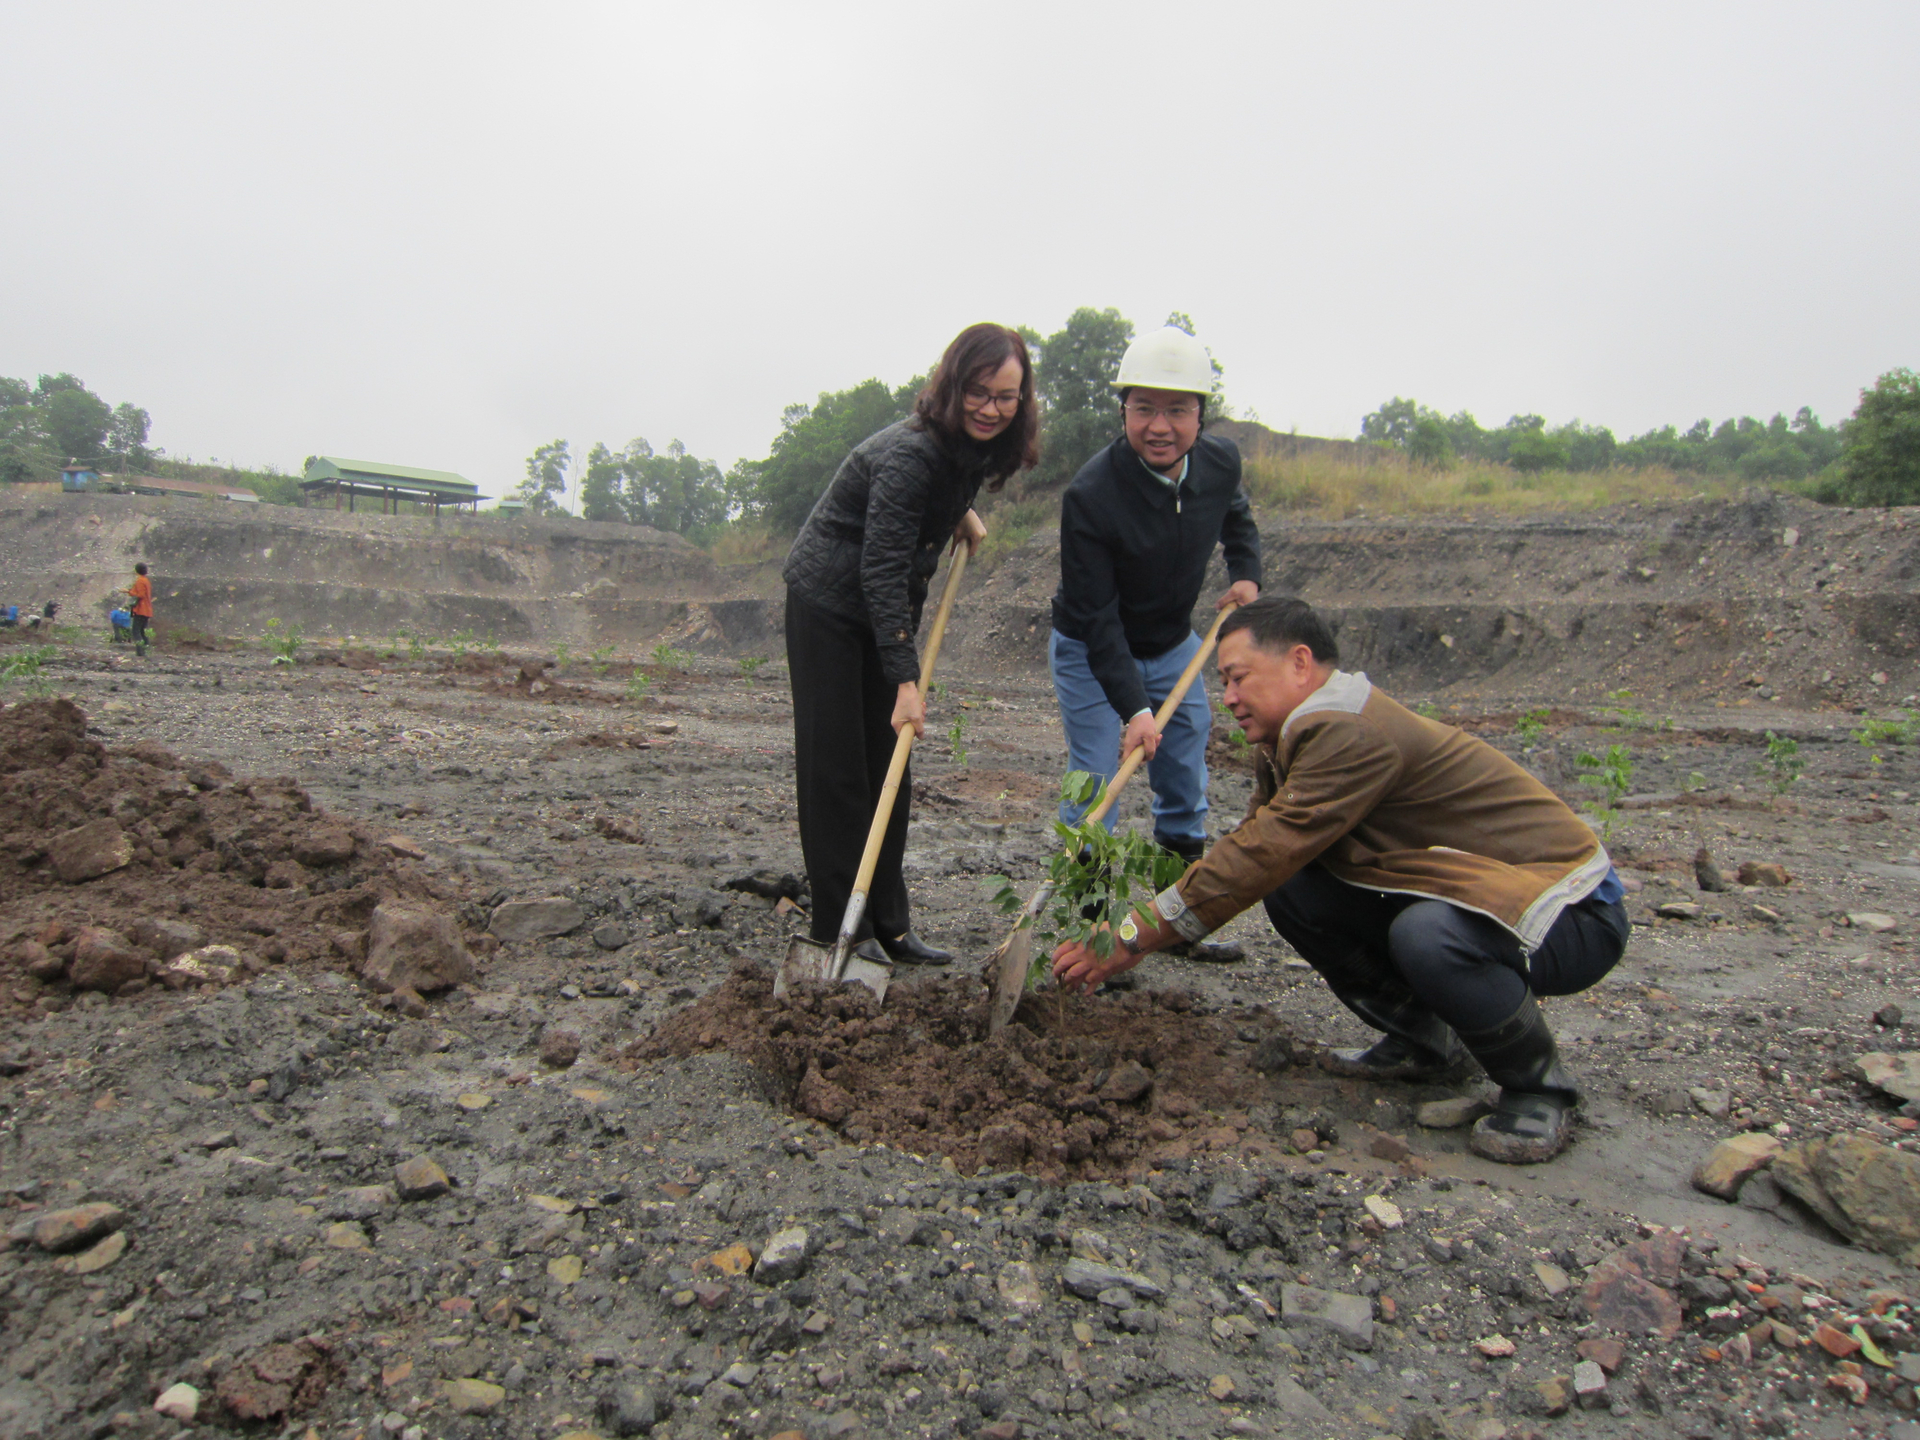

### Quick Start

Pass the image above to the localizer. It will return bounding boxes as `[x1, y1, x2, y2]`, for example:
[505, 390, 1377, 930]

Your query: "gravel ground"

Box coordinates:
[2, 631, 1919, 1440]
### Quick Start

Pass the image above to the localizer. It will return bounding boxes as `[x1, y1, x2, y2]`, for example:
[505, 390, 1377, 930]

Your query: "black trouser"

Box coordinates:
[1263, 864, 1629, 1032]
[786, 592, 912, 946]
[131, 615, 150, 652]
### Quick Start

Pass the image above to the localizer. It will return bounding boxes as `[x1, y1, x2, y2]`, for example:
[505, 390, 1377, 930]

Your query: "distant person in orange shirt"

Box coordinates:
[122, 564, 153, 656]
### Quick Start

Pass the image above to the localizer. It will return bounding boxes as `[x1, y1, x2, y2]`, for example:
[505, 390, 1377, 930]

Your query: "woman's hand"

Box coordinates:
[891, 681, 926, 738]
[951, 508, 986, 557]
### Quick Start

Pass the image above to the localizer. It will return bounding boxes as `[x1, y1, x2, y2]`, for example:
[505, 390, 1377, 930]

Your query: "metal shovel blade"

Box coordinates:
[986, 924, 1032, 1035]
[774, 935, 890, 1002]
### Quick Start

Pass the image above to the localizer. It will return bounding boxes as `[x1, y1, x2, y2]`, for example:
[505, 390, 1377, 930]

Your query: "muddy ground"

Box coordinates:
[2, 590, 1920, 1440]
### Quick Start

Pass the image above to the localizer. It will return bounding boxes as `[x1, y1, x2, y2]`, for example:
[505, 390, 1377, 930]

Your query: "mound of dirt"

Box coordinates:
[626, 962, 1299, 1181]
[0, 698, 475, 1016]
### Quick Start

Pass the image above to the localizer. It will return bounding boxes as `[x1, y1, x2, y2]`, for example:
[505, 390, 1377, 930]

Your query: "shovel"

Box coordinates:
[775, 541, 972, 1002]
[986, 604, 1237, 1034]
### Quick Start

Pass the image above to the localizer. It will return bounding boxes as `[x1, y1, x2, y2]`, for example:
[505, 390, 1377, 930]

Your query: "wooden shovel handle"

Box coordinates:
[1082, 602, 1238, 832]
[848, 543, 971, 902]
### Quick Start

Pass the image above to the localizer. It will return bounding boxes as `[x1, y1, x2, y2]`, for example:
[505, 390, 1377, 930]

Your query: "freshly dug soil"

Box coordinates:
[628, 962, 1298, 1181]
[0, 698, 471, 1009]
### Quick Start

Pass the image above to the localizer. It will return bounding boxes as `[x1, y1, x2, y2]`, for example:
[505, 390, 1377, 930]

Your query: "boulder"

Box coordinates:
[1281, 1282, 1374, 1350]
[393, 1155, 450, 1201]
[49, 818, 133, 882]
[1580, 1232, 1686, 1338]
[754, 1226, 810, 1284]
[489, 897, 587, 942]
[129, 917, 205, 961]
[1692, 1133, 1782, 1200]
[1737, 861, 1791, 887]
[1772, 1133, 1920, 1264]
[1854, 1051, 1920, 1104]
[69, 928, 147, 993]
[154, 944, 243, 989]
[360, 904, 475, 995]
[33, 1202, 125, 1253]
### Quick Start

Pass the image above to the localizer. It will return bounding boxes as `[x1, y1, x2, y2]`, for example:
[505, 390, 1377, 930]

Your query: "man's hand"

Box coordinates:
[1217, 579, 1260, 610]
[1121, 710, 1160, 763]
[952, 508, 986, 557]
[1052, 905, 1175, 993]
[891, 681, 925, 738]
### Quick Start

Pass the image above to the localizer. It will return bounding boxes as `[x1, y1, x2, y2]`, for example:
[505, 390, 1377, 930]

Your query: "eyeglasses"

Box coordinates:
[963, 385, 1023, 413]
[1125, 401, 1199, 424]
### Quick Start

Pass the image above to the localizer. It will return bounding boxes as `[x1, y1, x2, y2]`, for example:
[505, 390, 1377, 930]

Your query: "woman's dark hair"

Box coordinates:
[1218, 595, 1339, 664]
[134, 563, 148, 576]
[913, 323, 1040, 488]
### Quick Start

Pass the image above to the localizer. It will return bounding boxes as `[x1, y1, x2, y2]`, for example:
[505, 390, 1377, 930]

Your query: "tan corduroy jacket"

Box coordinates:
[1166, 671, 1611, 951]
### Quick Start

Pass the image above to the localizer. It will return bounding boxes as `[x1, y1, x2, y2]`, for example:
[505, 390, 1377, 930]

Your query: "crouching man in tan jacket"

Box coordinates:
[1051, 596, 1629, 1163]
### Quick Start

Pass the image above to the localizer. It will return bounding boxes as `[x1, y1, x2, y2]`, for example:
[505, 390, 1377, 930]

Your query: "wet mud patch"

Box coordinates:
[624, 962, 1298, 1181]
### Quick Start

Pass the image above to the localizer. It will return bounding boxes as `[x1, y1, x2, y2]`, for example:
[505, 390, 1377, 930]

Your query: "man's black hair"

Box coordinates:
[134, 563, 148, 576]
[1218, 595, 1338, 664]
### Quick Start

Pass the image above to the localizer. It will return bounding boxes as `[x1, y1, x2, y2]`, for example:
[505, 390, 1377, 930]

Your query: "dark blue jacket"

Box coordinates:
[1050, 433, 1262, 718]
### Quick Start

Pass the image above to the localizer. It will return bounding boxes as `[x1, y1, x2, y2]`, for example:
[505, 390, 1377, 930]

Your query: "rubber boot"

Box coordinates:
[1459, 993, 1579, 1163]
[1317, 982, 1469, 1081]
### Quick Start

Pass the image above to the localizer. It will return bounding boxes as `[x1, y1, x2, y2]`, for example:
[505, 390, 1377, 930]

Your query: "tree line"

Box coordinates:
[1359, 367, 1920, 505]
[514, 307, 1219, 537]
[0, 373, 155, 484]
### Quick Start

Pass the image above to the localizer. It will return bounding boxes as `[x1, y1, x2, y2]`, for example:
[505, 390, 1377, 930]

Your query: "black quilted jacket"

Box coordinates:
[782, 419, 990, 685]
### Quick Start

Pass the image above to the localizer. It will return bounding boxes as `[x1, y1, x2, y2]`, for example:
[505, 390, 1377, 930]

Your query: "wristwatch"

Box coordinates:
[1116, 911, 1144, 959]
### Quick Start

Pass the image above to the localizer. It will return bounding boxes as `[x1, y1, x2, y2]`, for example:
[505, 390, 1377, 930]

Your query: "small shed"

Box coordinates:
[60, 463, 102, 491]
[300, 456, 485, 514]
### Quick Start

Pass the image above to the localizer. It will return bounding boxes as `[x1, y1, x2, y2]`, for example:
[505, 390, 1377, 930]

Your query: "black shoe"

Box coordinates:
[1154, 832, 1207, 865]
[877, 930, 951, 967]
[1167, 939, 1246, 963]
[1459, 994, 1579, 1164]
[1319, 1030, 1469, 1082]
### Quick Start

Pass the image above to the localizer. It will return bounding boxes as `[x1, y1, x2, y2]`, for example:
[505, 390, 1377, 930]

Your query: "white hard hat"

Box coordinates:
[1113, 326, 1215, 396]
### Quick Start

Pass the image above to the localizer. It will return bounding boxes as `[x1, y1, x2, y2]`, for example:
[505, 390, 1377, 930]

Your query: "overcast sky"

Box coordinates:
[4, 2, 1915, 500]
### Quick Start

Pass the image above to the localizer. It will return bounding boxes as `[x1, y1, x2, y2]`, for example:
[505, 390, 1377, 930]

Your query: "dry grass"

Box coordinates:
[1241, 451, 1752, 519]
[705, 519, 781, 568]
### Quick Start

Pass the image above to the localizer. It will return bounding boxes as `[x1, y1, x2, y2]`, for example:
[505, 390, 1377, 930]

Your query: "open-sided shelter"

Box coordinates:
[301, 457, 485, 514]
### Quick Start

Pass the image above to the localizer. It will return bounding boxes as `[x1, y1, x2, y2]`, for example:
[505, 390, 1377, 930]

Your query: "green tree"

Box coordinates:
[624, 438, 730, 539]
[105, 402, 153, 469]
[579, 441, 625, 522]
[1359, 396, 1424, 447]
[519, 439, 571, 516]
[1504, 419, 1569, 473]
[1031, 306, 1133, 489]
[0, 377, 49, 484]
[38, 378, 112, 462]
[1840, 368, 1920, 507]
[743, 378, 919, 532]
[1407, 415, 1454, 467]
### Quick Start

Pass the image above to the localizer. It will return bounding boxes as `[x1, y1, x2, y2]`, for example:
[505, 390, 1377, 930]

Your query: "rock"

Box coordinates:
[795, 1065, 853, 1126]
[1531, 1376, 1571, 1417]
[754, 1226, 809, 1284]
[1737, 861, 1791, 887]
[1206, 1374, 1235, 1400]
[393, 1155, 450, 1201]
[1849, 912, 1898, 933]
[152, 1383, 200, 1421]
[1576, 1336, 1625, 1372]
[1655, 901, 1701, 920]
[592, 923, 630, 950]
[599, 1381, 666, 1436]
[1572, 1359, 1609, 1408]
[1692, 847, 1726, 892]
[1773, 1133, 1920, 1263]
[328, 1185, 397, 1219]
[326, 1221, 370, 1250]
[33, 1202, 124, 1253]
[1532, 1260, 1571, 1296]
[1281, 1282, 1374, 1350]
[1877, 1004, 1905, 1028]
[16, 940, 65, 981]
[1369, 1133, 1412, 1163]
[291, 825, 356, 867]
[490, 897, 587, 942]
[1580, 1232, 1685, 1338]
[390, 984, 429, 1018]
[155, 944, 243, 989]
[1813, 1321, 1860, 1357]
[1416, 1095, 1491, 1129]
[548, 1254, 583, 1284]
[1691, 1133, 1782, 1200]
[539, 1029, 582, 1068]
[1098, 1060, 1153, 1104]
[1272, 1374, 1333, 1423]
[62, 1229, 128, 1274]
[361, 904, 475, 995]
[1363, 1195, 1404, 1228]
[720, 1361, 760, 1388]
[997, 1261, 1044, 1314]
[50, 818, 133, 882]
[1476, 1334, 1515, 1357]
[704, 1242, 754, 1276]
[441, 1378, 507, 1414]
[1689, 1086, 1732, 1121]
[1855, 1051, 1920, 1103]
[1060, 1257, 1163, 1302]
[128, 917, 205, 960]
[1249, 1035, 1294, 1072]
[69, 927, 146, 992]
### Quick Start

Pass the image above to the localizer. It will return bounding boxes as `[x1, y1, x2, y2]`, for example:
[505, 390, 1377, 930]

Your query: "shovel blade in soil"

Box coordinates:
[987, 924, 1033, 1035]
[774, 935, 890, 1002]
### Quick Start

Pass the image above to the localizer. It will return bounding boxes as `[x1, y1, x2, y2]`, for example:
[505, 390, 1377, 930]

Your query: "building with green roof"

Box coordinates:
[300, 456, 486, 514]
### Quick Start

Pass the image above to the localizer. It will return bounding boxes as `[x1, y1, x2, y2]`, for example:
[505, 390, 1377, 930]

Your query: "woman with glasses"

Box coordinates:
[1048, 326, 1262, 889]
[782, 323, 1040, 968]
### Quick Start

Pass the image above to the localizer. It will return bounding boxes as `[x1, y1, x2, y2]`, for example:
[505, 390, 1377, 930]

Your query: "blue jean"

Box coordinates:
[1049, 628, 1212, 845]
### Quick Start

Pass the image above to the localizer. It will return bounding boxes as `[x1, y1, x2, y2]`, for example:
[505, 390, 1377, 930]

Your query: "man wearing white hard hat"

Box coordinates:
[1048, 325, 1262, 887]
